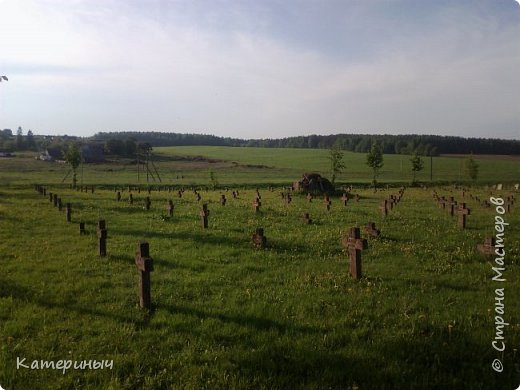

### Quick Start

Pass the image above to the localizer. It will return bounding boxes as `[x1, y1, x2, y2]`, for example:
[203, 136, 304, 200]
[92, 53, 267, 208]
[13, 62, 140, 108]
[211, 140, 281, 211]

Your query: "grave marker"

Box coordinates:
[167, 200, 174, 217]
[364, 222, 381, 238]
[341, 193, 349, 206]
[200, 204, 209, 228]
[303, 213, 312, 224]
[342, 227, 368, 280]
[457, 203, 470, 229]
[135, 241, 154, 310]
[129, 193, 133, 205]
[79, 222, 86, 235]
[306, 193, 313, 202]
[66, 203, 71, 222]
[323, 195, 331, 211]
[97, 220, 107, 257]
[252, 228, 266, 248]
[253, 197, 261, 213]
[477, 237, 496, 256]
[144, 197, 151, 210]
[379, 200, 388, 217]
[220, 194, 226, 206]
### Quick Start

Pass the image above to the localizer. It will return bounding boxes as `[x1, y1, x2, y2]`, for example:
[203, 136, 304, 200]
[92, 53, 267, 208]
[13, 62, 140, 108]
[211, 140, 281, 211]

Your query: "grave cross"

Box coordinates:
[341, 193, 349, 206]
[129, 193, 133, 205]
[342, 227, 368, 280]
[66, 203, 72, 222]
[220, 194, 226, 206]
[306, 193, 313, 202]
[379, 200, 388, 217]
[446, 197, 457, 217]
[167, 200, 174, 217]
[323, 195, 331, 211]
[135, 241, 154, 310]
[303, 213, 312, 224]
[53, 194, 58, 207]
[477, 237, 496, 256]
[253, 197, 261, 213]
[79, 221, 86, 235]
[200, 204, 209, 228]
[364, 222, 381, 238]
[116, 191, 121, 201]
[252, 228, 266, 248]
[144, 197, 151, 210]
[57, 197, 62, 211]
[97, 220, 107, 257]
[286, 194, 292, 204]
[457, 203, 470, 229]
[49, 192, 53, 203]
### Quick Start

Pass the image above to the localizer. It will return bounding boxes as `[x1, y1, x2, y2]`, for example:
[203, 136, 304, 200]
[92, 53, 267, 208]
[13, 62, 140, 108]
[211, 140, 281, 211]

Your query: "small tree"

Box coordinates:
[464, 154, 479, 183]
[366, 143, 384, 187]
[328, 146, 345, 186]
[65, 143, 82, 188]
[410, 152, 424, 184]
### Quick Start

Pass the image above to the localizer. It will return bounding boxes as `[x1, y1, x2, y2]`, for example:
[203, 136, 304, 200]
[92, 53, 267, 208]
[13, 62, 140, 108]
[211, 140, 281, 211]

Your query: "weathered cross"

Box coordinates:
[303, 213, 312, 224]
[220, 194, 226, 206]
[135, 241, 154, 310]
[253, 197, 261, 213]
[457, 203, 470, 229]
[144, 197, 151, 210]
[342, 227, 368, 279]
[66, 203, 72, 222]
[323, 195, 331, 211]
[200, 204, 209, 228]
[379, 200, 388, 217]
[306, 193, 313, 202]
[167, 200, 174, 217]
[341, 193, 349, 206]
[477, 237, 496, 256]
[97, 220, 107, 257]
[252, 228, 266, 248]
[364, 222, 381, 238]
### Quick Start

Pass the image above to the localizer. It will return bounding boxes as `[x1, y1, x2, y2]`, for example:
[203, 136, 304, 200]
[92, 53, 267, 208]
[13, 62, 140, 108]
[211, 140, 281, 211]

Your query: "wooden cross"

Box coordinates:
[446, 197, 457, 217]
[379, 200, 388, 217]
[200, 204, 209, 228]
[144, 197, 151, 210]
[286, 194, 292, 204]
[342, 227, 368, 279]
[97, 220, 107, 257]
[220, 194, 226, 206]
[364, 222, 381, 238]
[135, 241, 154, 310]
[66, 203, 71, 222]
[323, 195, 331, 211]
[255, 189, 261, 199]
[477, 237, 496, 256]
[252, 228, 266, 248]
[303, 213, 312, 224]
[232, 191, 237, 199]
[177, 190, 183, 198]
[437, 197, 446, 210]
[129, 193, 133, 205]
[253, 197, 261, 213]
[167, 200, 174, 217]
[354, 194, 360, 202]
[306, 193, 313, 202]
[57, 197, 62, 211]
[457, 203, 470, 229]
[195, 192, 201, 202]
[341, 193, 349, 206]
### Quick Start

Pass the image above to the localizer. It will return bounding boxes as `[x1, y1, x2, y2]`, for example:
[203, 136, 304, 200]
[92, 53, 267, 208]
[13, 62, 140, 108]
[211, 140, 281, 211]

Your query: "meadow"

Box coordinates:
[0, 146, 519, 389]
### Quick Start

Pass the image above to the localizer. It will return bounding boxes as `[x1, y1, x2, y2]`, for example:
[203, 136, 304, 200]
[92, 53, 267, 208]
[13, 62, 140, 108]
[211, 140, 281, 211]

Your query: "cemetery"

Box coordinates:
[0, 148, 519, 389]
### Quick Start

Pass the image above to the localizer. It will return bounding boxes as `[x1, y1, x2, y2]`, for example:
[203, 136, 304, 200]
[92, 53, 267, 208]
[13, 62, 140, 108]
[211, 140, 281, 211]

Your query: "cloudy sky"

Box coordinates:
[0, 0, 519, 139]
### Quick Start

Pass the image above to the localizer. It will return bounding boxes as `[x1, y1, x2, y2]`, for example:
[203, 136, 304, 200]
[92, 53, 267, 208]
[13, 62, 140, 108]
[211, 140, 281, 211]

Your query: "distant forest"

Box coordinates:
[92, 132, 520, 155]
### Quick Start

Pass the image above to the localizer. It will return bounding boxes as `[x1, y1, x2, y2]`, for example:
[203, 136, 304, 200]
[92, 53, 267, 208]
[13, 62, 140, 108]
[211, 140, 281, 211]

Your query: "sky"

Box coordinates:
[0, 0, 519, 140]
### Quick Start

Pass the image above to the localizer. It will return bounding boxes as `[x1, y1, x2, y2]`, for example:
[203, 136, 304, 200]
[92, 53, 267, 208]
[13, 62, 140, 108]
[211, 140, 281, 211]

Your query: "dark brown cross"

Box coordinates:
[457, 203, 470, 229]
[286, 194, 292, 204]
[57, 197, 62, 211]
[446, 197, 457, 217]
[97, 220, 107, 257]
[167, 200, 174, 217]
[129, 193, 133, 205]
[303, 213, 312, 224]
[341, 193, 349, 206]
[379, 200, 388, 217]
[253, 197, 261, 213]
[252, 228, 266, 248]
[306, 193, 313, 202]
[79, 222, 86, 235]
[280, 192, 285, 200]
[232, 191, 237, 199]
[66, 203, 71, 222]
[342, 227, 368, 279]
[177, 190, 183, 198]
[477, 237, 496, 256]
[144, 197, 151, 210]
[323, 195, 331, 211]
[200, 204, 209, 228]
[135, 241, 154, 310]
[255, 189, 261, 199]
[364, 222, 381, 238]
[220, 194, 226, 206]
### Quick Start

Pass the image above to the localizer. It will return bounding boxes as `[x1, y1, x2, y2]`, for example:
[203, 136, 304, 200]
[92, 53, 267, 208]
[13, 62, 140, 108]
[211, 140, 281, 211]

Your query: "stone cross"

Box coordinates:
[144, 197, 151, 210]
[457, 203, 470, 229]
[446, 197, 457, 217]
[97, 220, 107, 257]
[66, 203, 71, 222]
[306, 193, 313, 202]
[342, 227, 368, 279]
[220, 194, 226, 206]
[323, 195, 331, 211]
[135, 241, 154, 310]
[252, 228, 266, 248]
[379, 200, 388, 217]
[303, 213, 312, 224]
[253, 197, 261, 213]
[167, 200, 174, 217]
[200, 204, 209, 228]
[341, 193, 349, 206]
[477, 237, 496, 256]
[364, 222, 381, 238]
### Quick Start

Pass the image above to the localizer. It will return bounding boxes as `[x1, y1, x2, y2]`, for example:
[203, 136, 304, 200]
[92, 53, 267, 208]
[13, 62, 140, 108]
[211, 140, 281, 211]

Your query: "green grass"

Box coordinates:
[1, 180, 519, 388]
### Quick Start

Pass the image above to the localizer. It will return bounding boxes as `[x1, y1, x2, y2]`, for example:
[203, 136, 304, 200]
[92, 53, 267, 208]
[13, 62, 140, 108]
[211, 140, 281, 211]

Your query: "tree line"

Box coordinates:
[93, 131, 520, 155]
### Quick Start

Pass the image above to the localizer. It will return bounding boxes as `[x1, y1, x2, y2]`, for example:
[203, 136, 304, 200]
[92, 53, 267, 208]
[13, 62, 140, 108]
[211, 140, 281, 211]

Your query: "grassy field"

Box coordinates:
[0, 147, 519, 388]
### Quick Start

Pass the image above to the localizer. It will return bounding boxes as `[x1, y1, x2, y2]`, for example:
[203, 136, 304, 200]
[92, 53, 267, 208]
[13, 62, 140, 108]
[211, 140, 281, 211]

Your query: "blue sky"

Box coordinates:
[0, 0, 519, 139]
